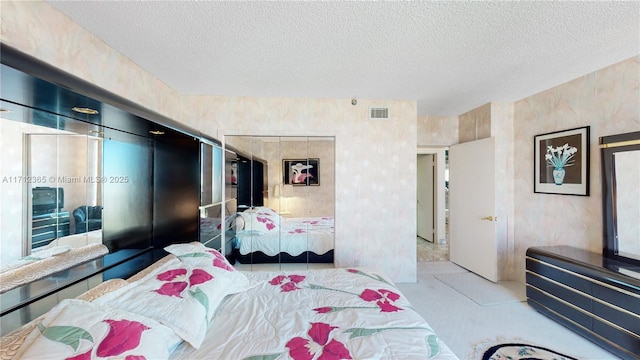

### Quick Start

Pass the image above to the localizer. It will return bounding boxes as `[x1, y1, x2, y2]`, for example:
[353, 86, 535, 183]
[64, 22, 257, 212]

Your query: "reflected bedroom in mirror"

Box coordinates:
[224, 135, 335, 271]
[1, 57, 206, 336]
[601, 130, 640, 273]
[1, 108, 107, 285]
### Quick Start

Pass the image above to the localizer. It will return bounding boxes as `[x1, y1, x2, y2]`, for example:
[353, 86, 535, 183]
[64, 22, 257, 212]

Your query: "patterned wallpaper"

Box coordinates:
[513, 55, 640, 282]
[458, 103, 491, 143]
[490, 103, 515, 280]
[208, 96, 418, 282]
[416, 116, 458, 146]
[455, 56, 640, 282]
[268, 139, 336, 218]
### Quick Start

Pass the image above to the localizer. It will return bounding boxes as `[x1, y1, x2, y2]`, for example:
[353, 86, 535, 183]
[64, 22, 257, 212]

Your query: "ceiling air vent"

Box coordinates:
[370, 107, 389, 119]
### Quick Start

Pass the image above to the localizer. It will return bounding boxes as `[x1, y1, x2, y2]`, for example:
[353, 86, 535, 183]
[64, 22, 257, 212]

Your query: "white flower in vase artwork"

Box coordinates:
[545, 143, 578, 185]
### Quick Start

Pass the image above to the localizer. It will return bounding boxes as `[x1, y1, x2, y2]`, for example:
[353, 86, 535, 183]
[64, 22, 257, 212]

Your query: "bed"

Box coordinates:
[1, 242, 459, 360]
[0, 242, 108, 294]
[234, 206, 334, 263]
[0, 230, 106, 293]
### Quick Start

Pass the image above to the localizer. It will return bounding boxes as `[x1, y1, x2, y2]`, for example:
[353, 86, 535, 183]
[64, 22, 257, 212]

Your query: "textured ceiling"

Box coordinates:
[47, 1, 639, 116]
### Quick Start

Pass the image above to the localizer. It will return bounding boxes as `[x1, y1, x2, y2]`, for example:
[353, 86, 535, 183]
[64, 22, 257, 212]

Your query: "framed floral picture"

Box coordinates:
[534, 126, 590, 195]
[283, 158, 319, 186]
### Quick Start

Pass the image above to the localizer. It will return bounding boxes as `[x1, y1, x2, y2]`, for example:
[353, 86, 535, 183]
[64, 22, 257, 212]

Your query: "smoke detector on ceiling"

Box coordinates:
[369, 107, 389, 119]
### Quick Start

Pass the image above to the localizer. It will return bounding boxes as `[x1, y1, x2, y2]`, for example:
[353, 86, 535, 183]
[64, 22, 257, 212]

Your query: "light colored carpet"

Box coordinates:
[434, 272, 526, 306]
[397, 262, 620, 359]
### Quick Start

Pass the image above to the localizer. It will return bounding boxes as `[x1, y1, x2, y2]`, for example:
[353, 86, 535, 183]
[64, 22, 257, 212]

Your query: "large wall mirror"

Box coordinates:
[601, 131, 640, 268]
[1, 102, 106, 271]
[199, 141, 237, 263]
[0, 96, 113, 336]
[225, 136, 335, 271]
[0, 52, 204, 335]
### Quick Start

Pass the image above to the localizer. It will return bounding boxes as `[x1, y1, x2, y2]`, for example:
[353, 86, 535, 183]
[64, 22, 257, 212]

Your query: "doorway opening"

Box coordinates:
[416, 148, 449, 261]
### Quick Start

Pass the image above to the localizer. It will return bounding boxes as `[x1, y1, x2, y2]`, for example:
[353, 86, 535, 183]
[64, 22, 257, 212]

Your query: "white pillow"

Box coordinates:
[250, 206, 282, 219]
[164, 242, 255, 293]
[15, 298, 181, 360]
[234, 214, 245, 231]
[93, 255, 248, 349]
[164, 243, 250, 280]
[237, 209, 280, 234]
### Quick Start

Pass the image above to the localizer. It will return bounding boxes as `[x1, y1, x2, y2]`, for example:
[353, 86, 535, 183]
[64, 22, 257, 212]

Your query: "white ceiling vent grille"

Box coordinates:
[370, 107, 389, 119]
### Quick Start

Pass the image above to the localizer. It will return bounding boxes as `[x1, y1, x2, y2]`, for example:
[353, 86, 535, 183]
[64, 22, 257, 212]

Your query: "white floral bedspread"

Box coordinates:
[169, 267, 459, 360]
[236, 217, 334, 257]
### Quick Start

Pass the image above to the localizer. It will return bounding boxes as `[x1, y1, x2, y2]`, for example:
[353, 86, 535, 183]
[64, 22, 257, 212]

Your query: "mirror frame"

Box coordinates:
[600, 131, 640, 267]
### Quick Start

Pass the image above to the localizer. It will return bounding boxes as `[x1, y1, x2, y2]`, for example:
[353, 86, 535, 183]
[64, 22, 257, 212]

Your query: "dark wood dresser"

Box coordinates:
[32, 211, 71, 248]
[526, 246, 640, 360]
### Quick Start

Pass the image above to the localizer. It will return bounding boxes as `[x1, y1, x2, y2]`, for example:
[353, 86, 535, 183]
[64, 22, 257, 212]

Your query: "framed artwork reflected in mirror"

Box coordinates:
[283, 158, 319, 186]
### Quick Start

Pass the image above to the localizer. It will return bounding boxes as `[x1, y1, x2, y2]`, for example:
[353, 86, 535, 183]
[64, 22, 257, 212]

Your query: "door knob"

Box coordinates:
[481, 216, 496, 221]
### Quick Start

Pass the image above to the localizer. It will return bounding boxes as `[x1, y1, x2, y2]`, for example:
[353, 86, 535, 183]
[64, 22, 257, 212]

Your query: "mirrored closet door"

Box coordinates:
[1, 103, 105, 269]
[225, 136, 335, 271]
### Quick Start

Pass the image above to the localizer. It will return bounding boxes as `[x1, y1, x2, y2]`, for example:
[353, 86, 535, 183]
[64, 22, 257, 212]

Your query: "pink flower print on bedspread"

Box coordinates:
[269, 274, 306, 292]
[286, 322, 352, 360]
[96, 319, 150, 358]
[65, 349, 92, 360]
[359, 289, 402, 312]
[256, 216, 277, 231]
[205, 249, 234, 271]
[48, 319, 150, 360]
[289, 228, 307, 234]
[345, 268, 393, 286]
[154, 268, 214, 297]
[311, 288, 403, 314]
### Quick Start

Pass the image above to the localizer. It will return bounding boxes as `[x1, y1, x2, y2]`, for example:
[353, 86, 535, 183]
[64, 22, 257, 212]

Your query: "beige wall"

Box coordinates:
[416, 116, 458, 146]
[455, 56, 640, 282]
[512, 55, 640, 282]
[458, 103, 491, 143]
[266, 139, 335, 218]
[228, 136, 336, 218]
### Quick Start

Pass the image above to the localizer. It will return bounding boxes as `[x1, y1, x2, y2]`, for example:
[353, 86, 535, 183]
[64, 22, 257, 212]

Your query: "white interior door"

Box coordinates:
[417, 154, 434, 241]
[449, 137, 497, 282]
